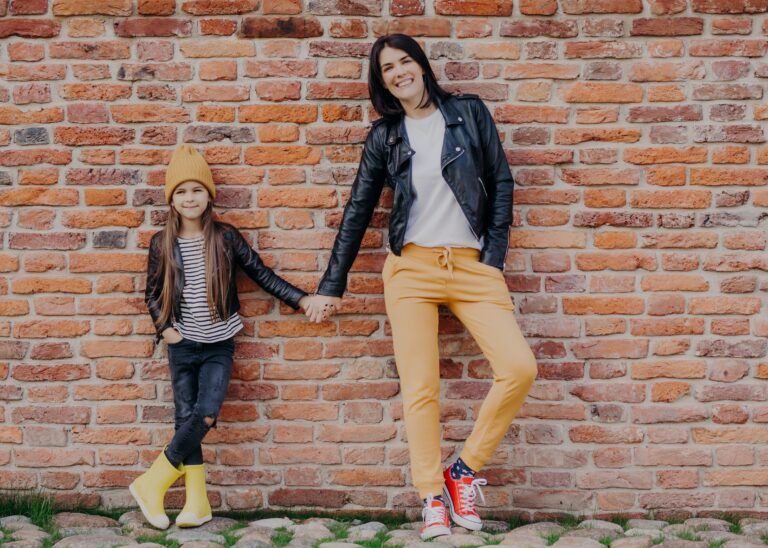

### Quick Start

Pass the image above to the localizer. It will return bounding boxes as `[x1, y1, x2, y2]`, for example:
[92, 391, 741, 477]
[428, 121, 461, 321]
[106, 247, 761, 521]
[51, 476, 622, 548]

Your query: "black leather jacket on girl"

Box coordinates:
[317, 93, 515, 298]
[145, 222, 307, 341]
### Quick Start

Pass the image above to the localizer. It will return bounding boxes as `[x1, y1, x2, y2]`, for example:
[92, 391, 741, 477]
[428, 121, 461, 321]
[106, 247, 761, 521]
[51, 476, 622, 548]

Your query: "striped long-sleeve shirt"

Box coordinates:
[172, 235, 242, 343]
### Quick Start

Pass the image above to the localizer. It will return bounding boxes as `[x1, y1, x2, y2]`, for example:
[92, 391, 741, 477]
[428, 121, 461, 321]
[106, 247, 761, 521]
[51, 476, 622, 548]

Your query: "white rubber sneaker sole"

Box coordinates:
[443, 486, 482, 531]
[129, 481, 170, 530]
[421, 524, 451, 540]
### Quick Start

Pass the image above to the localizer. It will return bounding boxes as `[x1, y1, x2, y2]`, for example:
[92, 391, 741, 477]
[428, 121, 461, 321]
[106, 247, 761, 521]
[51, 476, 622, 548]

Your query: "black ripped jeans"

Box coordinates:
[164, 337, 234, 468]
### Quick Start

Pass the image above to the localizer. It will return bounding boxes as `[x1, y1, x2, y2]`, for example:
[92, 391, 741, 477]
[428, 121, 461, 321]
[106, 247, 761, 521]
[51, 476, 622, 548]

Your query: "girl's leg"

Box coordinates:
[165, 338, 234, 467]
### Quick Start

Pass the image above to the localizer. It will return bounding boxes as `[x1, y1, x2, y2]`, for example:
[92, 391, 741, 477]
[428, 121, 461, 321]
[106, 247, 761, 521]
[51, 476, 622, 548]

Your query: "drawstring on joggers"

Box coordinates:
[437, 247, 455, 279]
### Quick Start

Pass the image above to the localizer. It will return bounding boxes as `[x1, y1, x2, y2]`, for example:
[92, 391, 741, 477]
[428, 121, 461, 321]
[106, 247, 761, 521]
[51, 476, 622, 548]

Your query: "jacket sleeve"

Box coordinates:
[317, 125, 387, 297]
[145, 233, 172, 339]
[473, 98, 514, 270]
[230, 228, 307, 310]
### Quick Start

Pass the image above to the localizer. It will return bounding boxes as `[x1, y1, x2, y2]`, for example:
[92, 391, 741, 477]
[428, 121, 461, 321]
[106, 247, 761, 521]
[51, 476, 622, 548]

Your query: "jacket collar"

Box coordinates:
[384, 94, 465, 146]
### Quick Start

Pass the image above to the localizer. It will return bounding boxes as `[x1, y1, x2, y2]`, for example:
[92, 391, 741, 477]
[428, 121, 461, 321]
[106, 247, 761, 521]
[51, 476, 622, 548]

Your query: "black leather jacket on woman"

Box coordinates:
[145, 222, 307, 341]
[318, 93, 515, 298]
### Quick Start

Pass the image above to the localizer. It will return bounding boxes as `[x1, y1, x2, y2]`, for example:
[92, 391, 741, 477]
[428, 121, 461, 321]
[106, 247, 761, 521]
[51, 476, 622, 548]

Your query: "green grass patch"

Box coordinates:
[599, 536, 614, 546]
[609, 515, 631, 531]
[354, 529, 390, 548]
[555, 514, 582, 528]
[328, 521, 350, 539]
[676, 529, 700, 541]
[134, 533, 180, 548]
[272, 527, 293, 548]
[220, 522, 250, 547]
[506, 515, 530, 530]
[0, 491, 55, 531]
[708, 541, 726, 548]
[544, 532, 562, 546]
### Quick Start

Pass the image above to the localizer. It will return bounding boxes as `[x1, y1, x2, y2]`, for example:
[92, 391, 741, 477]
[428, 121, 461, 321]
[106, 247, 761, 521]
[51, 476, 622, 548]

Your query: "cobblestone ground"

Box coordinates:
[2, 512, 768, 548]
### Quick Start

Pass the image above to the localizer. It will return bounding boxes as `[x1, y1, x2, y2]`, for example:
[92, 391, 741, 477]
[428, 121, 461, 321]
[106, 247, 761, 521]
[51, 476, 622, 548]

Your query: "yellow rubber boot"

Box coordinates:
[128, 451, 183, 530]
[175, 464, 212, 528]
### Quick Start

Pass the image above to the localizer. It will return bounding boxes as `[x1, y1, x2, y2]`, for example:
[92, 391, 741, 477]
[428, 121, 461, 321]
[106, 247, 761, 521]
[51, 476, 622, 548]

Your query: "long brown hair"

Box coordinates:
[157, 202, 231, 326]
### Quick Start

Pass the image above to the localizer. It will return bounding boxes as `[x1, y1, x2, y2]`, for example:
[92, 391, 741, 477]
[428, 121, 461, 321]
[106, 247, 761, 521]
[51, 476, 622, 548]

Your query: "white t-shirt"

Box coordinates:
[403, 108, 481, 250]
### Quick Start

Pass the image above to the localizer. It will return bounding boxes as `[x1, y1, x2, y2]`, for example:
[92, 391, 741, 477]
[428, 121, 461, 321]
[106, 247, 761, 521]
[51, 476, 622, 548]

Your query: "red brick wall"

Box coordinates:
[1, 0, 767, 516]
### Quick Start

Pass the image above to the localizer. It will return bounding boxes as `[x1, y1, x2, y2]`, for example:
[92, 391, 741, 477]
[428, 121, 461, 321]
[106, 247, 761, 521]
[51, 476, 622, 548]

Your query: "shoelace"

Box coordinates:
[459, 477, 487, 511]
[422, 496, 447, 527]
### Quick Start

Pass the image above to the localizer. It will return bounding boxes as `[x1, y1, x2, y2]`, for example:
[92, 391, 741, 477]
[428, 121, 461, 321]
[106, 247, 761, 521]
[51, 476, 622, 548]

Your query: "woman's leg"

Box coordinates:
[383, 251, 446, 500]
[447, 259, 538, 472]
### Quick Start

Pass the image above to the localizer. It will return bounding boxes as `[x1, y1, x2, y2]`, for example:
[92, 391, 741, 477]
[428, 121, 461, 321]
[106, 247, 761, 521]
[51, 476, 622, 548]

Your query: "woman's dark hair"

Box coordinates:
[368, 33, 451, 120]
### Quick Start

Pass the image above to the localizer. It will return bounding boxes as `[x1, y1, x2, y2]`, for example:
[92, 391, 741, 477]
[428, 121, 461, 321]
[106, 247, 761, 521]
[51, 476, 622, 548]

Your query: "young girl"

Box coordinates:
[133, 144, 310, 529]
[309, 34, 538, 540]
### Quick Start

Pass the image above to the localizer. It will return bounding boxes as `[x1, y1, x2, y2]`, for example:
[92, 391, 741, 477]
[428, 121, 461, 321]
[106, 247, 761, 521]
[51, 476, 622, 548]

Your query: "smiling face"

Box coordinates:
[171, 180, 210, 222]
[378, 45, 426, 109]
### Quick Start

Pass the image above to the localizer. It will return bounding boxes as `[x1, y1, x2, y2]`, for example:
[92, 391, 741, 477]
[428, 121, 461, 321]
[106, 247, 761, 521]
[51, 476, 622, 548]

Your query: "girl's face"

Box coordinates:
[379, 45, 425, 107]
[171, 180, 210, 222]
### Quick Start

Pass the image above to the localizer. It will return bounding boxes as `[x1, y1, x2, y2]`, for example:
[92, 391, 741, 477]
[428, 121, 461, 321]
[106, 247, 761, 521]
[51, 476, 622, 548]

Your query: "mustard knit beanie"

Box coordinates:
[165, 144, 215, 203]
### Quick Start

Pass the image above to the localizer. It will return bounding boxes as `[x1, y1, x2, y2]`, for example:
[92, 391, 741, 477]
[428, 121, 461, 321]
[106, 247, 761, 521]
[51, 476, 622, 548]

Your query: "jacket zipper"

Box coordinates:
[441, 149, 480, 240]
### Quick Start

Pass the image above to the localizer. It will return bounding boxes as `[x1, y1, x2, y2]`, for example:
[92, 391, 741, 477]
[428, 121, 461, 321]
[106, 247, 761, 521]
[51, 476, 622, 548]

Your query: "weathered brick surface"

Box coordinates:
[0, 0, 766, 517]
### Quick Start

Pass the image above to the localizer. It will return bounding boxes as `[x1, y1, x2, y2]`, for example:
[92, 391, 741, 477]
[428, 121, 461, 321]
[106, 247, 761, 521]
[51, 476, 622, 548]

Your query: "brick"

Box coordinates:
[570, 425, 643, 443]
[200, 18, 237, 35]
[50, 41, 130, 60]
[561, 82, 643, 103]
[111, 105, 190, 123]
[67, 18, 105, 37]
[577, 470, 652, 489]
[0, 19, 60, 38]
[114, 19, 192, 37]
[433, 0, 510, 14]
[139, 0, 176, 14]
[182, 0, 259, 13]
[372, 18, 451, 37]
[712, 17, 753, 34]
[8, 42, 45, 62]
[630, 60, 705, 82]
[0, 106, 64, 125]
[53, 0, 132, 15]
[269, 488, 347, 508]
[561, 0, 642, 13]
[182, 84, 249, 102]
[565, 41, 642, 59]
[632, 17, 704, 36]
[693, 0, 768, 12]
[241, 16, 323, 38]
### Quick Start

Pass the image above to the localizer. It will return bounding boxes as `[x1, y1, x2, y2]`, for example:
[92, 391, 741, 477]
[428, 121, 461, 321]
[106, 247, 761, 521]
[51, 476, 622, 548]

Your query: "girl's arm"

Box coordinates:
[145, 233, 173, 340]
[317, 125, 387, 297]
[229, 228, 308, 310]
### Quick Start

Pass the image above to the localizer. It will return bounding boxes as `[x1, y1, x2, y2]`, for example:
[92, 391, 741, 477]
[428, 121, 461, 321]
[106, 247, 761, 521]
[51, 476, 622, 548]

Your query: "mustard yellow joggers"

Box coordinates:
[383, 244, 538, 499]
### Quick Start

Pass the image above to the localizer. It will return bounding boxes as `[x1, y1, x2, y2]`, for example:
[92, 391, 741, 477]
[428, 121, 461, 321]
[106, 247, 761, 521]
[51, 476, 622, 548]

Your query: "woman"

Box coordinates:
[307, 34, 537, 539]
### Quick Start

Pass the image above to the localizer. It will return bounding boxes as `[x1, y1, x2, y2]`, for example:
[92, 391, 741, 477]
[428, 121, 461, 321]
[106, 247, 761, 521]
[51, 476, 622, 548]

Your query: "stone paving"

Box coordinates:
[1, 512, 767, 547]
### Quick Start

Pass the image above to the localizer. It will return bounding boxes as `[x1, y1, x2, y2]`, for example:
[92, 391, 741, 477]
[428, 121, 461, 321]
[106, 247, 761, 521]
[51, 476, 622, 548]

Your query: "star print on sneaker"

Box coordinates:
[420, 495, 451, 540]
[443, 466, 487, 531]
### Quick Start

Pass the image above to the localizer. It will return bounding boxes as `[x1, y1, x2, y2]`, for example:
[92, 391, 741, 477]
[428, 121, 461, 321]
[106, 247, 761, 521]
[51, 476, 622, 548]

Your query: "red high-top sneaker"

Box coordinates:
[442, 466, 487, 530]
